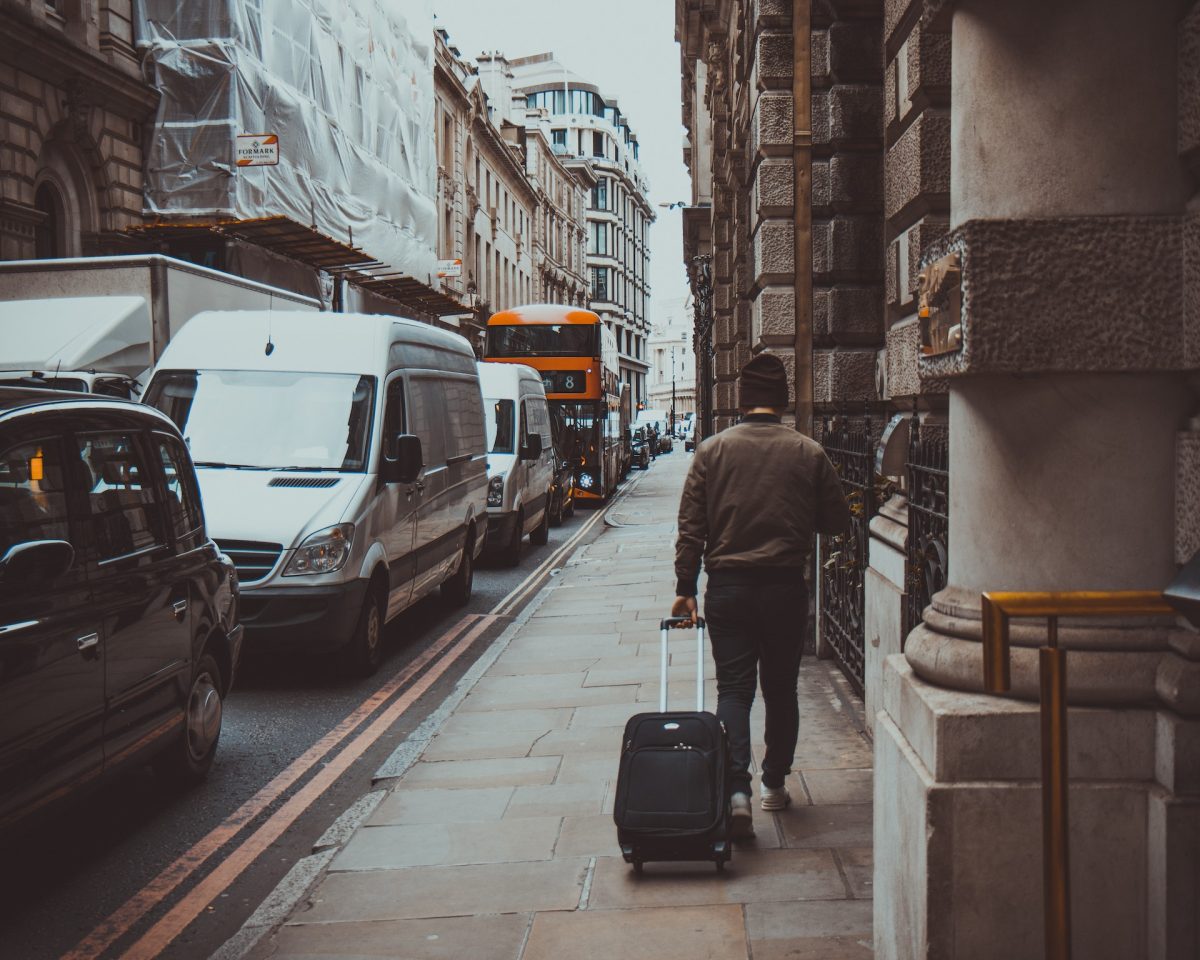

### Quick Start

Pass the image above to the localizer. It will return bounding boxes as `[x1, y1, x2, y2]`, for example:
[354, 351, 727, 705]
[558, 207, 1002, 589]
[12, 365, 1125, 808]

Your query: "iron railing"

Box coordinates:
[905, 414, 949, 638]
[818, 412, 882, 693]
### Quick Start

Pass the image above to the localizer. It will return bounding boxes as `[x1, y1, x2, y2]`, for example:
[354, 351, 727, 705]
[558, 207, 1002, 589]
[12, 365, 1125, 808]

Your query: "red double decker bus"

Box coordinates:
[484, 304, 625, 503]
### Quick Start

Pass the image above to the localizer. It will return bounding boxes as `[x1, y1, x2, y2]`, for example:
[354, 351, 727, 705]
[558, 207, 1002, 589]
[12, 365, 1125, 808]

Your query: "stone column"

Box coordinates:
[874, 1, 1200, 958]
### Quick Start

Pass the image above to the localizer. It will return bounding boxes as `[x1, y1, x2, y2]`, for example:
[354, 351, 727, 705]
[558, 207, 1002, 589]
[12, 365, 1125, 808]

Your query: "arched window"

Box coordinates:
[34, 182, 65, 259]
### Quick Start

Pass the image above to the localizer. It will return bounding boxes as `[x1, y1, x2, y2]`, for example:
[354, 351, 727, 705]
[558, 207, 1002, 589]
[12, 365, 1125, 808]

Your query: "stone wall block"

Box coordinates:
[813, 215, 883, 279]
[1186, 214, 1200, 367]
[1177, 430, 1200, 565]
[755, 30, 794, 90]
[813, 348, 878, 403]
[812, 159, 831, 210]
[1181, 1, 1200, 161]
[812, 88, 831, 147]
[884, 57, 898, 129]
[825, 284, 885, 344]
[812, 218, 832, 275]
[830, 153, 883, 209]
[751, 0, 793, 27]
[753, 218, 795, 284]
[906, 215, 949, 297]
[884, 0, 920, 48]
[885, 237, 899, 307]
[752, 91, 794, 157]
[885, 315, 921, 398]
[884, 111, 950, 222]
[830, 21, 883, 83]
[755, 157, 794, 220]
[908, 23, 951, 100]
[753, 284, 796, 345]
[829, 84, 883, 145]
[811, 29, 831, 82]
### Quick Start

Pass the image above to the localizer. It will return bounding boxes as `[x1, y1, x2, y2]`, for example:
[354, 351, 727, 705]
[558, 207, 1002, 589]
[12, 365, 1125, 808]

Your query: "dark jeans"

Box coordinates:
[704, 578, 805, 796]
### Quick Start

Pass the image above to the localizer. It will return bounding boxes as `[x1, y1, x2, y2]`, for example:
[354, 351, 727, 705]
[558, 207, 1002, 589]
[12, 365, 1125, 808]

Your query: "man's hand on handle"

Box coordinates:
[671, 595, 698, 625]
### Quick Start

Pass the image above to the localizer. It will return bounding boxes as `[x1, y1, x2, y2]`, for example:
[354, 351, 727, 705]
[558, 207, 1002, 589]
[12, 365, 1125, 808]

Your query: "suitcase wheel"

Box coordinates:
[632, 860, 644, 874]
[715, 860, 725, 873]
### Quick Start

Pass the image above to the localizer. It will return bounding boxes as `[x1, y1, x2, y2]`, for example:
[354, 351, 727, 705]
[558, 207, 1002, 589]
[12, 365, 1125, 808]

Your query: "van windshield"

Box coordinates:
[484, 398, 515, 454]
[145, 369, 375, 472]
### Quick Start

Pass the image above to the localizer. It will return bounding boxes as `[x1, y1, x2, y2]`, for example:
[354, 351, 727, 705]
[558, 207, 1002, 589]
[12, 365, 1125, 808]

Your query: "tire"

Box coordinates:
[564, 494, 575, 519]
[154, 652, 224, 786]
[441, 533, 474, 607]
[549, 487, 564, 527]
[530, 500, 550, 545]
[348, 583, 385, 676]
[500, 509, 524, 567]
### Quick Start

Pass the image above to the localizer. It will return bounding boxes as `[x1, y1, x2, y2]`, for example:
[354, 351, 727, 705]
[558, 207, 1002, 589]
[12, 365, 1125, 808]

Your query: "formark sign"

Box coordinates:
[236, 134, 279, 167]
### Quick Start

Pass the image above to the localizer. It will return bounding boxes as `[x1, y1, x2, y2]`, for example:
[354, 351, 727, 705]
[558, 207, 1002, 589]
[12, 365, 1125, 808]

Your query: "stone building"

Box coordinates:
[678, 0, 1199, 957]
[435, 34, 539, 351]
[647, 296, 696, 420]
[503, 53, 655, 405]
[0, 0, 156, 260]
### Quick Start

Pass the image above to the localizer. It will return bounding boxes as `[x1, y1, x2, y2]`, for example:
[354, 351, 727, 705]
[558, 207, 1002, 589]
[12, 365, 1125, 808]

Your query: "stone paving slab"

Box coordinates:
[746, 900, 874, 960]
[303, 858, 589, 922]
[522, 904, 748, 960]
[587, 847, 846, 909]
[399, 756, 561, 790]
[421, 728, 543, 762]
[369, 787, 515, 825]
[267, 913, 530, 959]
[332, 817, 562, 871]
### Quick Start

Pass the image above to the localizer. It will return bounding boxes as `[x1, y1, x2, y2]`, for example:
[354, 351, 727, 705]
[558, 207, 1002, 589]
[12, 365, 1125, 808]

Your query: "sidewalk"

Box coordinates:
[251, 453, 874, 960]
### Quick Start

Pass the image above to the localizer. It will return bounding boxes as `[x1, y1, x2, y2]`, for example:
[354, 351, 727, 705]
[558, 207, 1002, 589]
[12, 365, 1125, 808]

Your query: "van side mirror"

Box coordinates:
[0, 540, 74, 584]
[383, 434, 423, 484]
[521, 433, 543, 461]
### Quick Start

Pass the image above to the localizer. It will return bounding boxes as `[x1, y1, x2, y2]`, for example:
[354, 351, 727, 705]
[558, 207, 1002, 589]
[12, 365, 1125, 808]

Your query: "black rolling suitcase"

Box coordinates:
[613, 616, 731, 872]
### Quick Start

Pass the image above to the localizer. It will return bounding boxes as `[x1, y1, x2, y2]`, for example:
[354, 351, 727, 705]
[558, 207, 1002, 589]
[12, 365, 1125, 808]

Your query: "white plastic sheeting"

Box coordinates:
[136, 0, 438, 285]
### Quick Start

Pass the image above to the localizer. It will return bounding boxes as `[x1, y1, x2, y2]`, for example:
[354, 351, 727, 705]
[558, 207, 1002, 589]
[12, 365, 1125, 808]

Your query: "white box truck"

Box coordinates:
[0, 255, 320, 396]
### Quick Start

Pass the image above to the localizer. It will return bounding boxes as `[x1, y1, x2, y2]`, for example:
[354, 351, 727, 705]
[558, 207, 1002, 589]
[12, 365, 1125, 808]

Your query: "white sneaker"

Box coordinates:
[730, 791, 755, 838]
[760, 784, 791, 811]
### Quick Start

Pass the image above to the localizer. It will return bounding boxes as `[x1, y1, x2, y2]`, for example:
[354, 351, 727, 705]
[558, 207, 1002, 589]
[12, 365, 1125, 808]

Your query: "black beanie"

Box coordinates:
[738, 353, 789, 409]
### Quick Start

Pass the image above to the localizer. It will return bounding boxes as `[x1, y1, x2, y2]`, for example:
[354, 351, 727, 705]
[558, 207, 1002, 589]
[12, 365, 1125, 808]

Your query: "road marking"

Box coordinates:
[63, 613, 484, 960]
[117, 615, 497, 960]
[494, 471, 645, 617]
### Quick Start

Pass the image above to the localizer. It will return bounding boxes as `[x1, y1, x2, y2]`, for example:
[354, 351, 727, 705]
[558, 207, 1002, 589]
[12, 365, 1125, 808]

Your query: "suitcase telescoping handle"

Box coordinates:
[658, 616, 707, 713]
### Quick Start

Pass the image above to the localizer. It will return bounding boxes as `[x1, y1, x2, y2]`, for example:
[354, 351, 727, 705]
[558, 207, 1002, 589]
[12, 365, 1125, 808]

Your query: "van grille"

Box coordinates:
[268, 476, 340, 489]
[215, 539, 283, 584]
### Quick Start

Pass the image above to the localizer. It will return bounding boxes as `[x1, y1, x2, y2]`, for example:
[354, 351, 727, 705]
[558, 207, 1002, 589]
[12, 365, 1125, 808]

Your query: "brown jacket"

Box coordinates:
[674, 415, 852, 596]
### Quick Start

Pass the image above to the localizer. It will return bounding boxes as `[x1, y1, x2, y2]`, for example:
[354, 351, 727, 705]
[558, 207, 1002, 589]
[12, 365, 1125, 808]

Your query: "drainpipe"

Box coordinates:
[793, 0, 813, 436]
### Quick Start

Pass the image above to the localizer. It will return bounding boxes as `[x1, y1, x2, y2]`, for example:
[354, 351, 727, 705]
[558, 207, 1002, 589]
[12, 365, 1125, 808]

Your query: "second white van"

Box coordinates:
[144, 311, 489, 675]
[478, 361, 555, 566]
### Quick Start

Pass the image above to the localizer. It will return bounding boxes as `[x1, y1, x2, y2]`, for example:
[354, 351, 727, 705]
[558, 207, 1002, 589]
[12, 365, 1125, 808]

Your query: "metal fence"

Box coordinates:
[905, 415, 949, 638]
[817, 413, 881, 694]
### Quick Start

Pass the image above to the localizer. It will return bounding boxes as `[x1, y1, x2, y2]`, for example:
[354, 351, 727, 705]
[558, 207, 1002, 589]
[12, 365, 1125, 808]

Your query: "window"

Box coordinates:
[382, 378, 406, 461]
[0, 437, 71, 557]
[551, 128, 567, 153]
[591, 266, 609, 302]
[77, 432, 165, 563]
[592, 131, 605, 158]
[443, 379, 485, 458]
[154, 434, 204, 548]
[407, 377, 447, 466]
[588, 221, 609, 256]
[591, 177, 608, 211]
[34, 182, 64, 259]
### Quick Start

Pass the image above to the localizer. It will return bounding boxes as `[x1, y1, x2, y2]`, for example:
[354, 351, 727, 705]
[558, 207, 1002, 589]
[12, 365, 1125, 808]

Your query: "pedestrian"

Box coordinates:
[671, 353, 851, 839]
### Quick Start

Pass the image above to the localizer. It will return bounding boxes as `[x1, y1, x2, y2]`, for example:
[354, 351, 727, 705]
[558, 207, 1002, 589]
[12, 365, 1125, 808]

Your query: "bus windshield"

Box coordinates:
[487, 324, 597, 358]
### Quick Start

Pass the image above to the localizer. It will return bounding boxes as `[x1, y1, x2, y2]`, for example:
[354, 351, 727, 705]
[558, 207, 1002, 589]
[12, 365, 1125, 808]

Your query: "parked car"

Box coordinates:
[478, 361, 555, 566]
[0, 387, 242, 834]
[143, 311, 488, 676]
[683, 418, 697, 452]
[630, 427, 652, 470]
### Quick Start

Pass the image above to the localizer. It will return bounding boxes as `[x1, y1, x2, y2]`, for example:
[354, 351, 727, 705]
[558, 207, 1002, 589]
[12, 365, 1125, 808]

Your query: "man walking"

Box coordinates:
[672, 353, 851, 838]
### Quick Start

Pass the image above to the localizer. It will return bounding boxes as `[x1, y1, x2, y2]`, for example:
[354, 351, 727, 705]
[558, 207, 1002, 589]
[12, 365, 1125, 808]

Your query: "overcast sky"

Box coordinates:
[432, 0, 692, 319]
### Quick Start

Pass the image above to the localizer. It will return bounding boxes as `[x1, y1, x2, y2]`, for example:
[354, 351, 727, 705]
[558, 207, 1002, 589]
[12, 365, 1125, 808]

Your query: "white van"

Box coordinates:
[144, 311, 488, 674]
[478, 362, 555, 566]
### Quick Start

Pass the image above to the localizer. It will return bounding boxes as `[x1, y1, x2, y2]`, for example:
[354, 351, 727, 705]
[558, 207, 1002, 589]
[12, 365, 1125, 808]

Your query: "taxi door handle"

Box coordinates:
[76, 633, 100, 657]
[172, 599, 188, 621]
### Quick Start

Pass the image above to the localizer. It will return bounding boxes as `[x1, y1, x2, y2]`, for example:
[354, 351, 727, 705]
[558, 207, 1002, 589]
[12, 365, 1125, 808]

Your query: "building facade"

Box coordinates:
[647, 296, 696, 420]
[0, 0, 156, 261]
[678, 1, 1199, 958]
[504, 53, 655, 405]
[435, 34, 539, 351]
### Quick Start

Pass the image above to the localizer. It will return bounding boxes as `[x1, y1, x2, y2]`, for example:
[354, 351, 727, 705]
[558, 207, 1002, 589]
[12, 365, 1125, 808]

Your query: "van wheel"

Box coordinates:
[549, 488, 564, 527]
[530, 501, 550, 546]
[154, 653, 223, 786]
[442, 535, 474, 607]
[348, 584, 385, 676]
[564, 493, 575, 519]
[501, 510, 524, 567]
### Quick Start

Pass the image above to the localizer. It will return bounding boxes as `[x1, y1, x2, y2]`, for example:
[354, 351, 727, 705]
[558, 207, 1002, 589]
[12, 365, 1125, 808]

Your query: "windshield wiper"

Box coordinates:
[272, 466, 343, 472]
[193, 461, 273, 470]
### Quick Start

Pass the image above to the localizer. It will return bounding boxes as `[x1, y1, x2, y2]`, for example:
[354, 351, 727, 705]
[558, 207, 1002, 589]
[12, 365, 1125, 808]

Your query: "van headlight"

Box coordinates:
[284, 523, 355, 576]
[487, 475, 504, 506]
